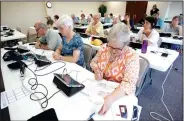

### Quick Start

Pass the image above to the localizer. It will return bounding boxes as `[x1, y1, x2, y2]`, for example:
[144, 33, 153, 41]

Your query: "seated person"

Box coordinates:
[34, 21, 62, 51]
[163, 16, 183, 51]
[47, 19, 54, 29]
[153, 12, 164, 29]
[46, 16, 54, 28]
[123, 13, 134, 29]
[139, 14, 147, 25]
[104, 13, 111, 23]
[71, 14, 79, 24]
[179, 14, 183, 25]
[53, 15, 85, 67]
[85, 14, 104, 36]
[53, 15, 59, 28]
[80, 14, 88, 25]
[90, 23, 139, 115]
[87, 15, 92, 24]
[163, 16, 182, 36]
[136, 16, 160, 47]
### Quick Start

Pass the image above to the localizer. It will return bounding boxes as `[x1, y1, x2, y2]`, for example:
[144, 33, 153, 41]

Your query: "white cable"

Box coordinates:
[150, 64, 174, 121]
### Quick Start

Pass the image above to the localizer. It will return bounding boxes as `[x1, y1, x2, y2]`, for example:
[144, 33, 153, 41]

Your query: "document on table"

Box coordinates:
[1, 86, 30, 109]
[81, 79, 119, 97]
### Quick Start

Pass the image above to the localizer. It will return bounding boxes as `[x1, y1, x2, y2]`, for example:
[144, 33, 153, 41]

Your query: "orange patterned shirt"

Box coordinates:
[90, 44, 140, 95]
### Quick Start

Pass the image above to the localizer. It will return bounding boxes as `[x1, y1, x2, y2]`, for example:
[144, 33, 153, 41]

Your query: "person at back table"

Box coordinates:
[85, 14, 104, 36]
[80, 14, 87, 25]
[90, 23, 139, 115]
[52, 15, 85, 67]
[47, 19, 54, 29]
[163, 16, 183, 51]
[71, 14, 79, 24]
[34, 22, 62, 51]
[104, 13, 111, 23]
[150, 4, 159, 16]
[136, 16, 159, 47]
[123, 13, 134, 29]
[153, 12, 164, 29]
[53, 15, 59, 28]
[139, 14, 147, 25]
[163, 16, 182, 36]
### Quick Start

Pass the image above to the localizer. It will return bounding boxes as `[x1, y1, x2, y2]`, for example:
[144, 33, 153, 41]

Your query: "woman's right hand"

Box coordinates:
[94, 71, 103, 81]
[52, 52, 60, 60]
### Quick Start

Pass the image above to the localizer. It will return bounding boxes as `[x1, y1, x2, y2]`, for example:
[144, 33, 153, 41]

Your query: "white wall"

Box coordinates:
[146, 2, 169, 19]
[1, 2, 46, 34]
[167, 2, 183, 20]
[104, 2, 126, 17]
[46, 2, 103, 18]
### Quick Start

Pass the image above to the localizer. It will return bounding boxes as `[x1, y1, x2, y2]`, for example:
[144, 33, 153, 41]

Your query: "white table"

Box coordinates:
[1, 45, 138, 120]
[1, 29, 27, 42]
[135, 46, 179, 72]
[103, 23, 113, 27]
[161, 37, 183, 45]
[81, 37, 179, 72]
[130, 32, 183, 45]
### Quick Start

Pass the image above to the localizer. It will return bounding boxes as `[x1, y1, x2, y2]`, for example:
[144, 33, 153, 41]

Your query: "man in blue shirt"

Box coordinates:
[71, 14, 79, 24]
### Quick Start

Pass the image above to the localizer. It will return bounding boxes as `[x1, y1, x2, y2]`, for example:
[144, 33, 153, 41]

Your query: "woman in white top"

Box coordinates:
[136, 16, 159, 47]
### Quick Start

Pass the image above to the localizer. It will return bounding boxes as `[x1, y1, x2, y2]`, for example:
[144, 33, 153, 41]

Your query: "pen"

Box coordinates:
[87, 112, 95, 120]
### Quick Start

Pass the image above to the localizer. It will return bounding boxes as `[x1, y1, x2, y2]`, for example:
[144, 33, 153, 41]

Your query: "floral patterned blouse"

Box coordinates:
[90, 44, 140, 95]
[61, 34, 85, 67]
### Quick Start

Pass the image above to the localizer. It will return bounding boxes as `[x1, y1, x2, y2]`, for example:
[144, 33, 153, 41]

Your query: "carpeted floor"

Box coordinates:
[138, 53, 183, 121]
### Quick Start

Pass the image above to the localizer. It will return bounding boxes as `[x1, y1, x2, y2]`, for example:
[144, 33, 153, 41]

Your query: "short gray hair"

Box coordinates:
[39, 23, 48, 29]
[56, 15, 73, 30]
[107, 23, 131, 47]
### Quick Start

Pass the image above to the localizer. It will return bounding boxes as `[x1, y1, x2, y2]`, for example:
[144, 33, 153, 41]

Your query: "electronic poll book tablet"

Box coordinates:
[53, 73, 85, 97]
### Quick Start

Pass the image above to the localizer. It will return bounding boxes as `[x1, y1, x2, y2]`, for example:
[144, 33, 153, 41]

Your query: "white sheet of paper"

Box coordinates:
[0, 86, 30, 109]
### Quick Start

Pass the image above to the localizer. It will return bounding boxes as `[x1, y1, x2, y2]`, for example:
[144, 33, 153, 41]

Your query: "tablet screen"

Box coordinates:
[55, 74, 82, 87]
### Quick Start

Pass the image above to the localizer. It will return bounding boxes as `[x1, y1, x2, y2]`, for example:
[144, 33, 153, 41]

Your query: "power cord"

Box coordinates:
[150, 64, 174, 121]
[22, 61, 81, 109]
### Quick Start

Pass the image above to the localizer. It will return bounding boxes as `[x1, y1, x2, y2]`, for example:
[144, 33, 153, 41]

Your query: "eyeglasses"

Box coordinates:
[107, 43, 123, 51]
[35, 27, 41, 32]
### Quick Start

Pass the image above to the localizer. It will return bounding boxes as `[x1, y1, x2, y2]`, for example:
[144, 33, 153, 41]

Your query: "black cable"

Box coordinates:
[25, 62, 66, 109]
[34, 61, 66, 76]
[27, 67, 62, 108]
[25, 61, 81, 109]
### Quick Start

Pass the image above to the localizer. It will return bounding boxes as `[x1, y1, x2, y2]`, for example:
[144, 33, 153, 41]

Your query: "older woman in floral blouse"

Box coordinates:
[90, 23, 140, 115]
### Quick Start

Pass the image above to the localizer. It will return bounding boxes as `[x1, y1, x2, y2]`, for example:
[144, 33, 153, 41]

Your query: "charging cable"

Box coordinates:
[150, 64, 174, 121]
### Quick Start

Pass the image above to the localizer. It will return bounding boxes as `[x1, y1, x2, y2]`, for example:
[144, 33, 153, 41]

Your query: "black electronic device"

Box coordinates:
[27, 108, 58, 121]
[3, 50, 23, 61]
[17, 45, 30, 53]
[159, 33, 172, 37]
[79, 33, 90, 38]
[131, 28, 139, 34]
[53, 73, 85, 97]
[34, 54, 51, 67]
[161, 53, 168, 57]
[128, 42, 142, 49]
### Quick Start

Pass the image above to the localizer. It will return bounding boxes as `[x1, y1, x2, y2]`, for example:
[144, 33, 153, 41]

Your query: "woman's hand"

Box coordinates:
[98, 95, 113, 115]
[52, 52, 61, 60]
[94, 71, 103, 81]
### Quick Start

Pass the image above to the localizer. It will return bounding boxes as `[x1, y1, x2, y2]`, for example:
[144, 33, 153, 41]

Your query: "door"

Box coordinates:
[126, 1, 148, 23]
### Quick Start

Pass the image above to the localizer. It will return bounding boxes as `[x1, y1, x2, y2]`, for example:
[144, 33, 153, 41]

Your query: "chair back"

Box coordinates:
[135, 56, 150, 96]
[83, 44, 93, 70]
[157, 37, 162, 47]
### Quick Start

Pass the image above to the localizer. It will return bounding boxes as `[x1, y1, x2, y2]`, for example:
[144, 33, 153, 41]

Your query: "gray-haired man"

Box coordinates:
[34, 21, 62, 51]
